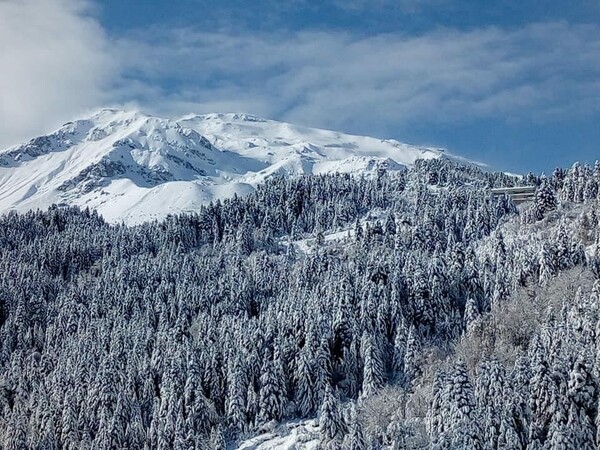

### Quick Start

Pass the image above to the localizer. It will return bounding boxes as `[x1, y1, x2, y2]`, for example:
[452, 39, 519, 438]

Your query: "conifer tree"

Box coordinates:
[294, 348, 315, 417]
[403, 325, 420, 387]
[226, 357, 247, 434]
[392, 322, 407, 384]
[447, 360, 483, 450]
[319, 384, 346, 444]
[535, 181, 558, 218]
[257, 353, 287, 425]
[345, 404, 366, 450]
[361, 333, 384, 397]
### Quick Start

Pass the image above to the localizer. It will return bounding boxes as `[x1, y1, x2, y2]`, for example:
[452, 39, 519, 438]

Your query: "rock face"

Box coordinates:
[0, 109, 450, 224]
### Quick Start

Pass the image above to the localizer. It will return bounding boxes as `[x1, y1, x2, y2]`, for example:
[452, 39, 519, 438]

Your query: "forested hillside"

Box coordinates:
[0, 159, 599, 449]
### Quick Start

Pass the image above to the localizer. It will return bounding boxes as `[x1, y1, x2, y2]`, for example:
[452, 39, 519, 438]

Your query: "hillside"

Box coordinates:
[2, 154, 598, 449]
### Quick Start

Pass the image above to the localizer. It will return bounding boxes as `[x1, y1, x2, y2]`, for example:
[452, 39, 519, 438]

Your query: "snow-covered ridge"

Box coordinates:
[0, 109, 451, 224]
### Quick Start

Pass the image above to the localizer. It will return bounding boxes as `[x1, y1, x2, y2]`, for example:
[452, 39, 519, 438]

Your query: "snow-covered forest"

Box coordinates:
[1, 158, 600, 449]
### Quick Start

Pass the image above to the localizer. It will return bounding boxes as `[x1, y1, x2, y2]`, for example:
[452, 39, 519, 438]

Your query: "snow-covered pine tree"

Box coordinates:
[447, 360, 483, 450]
[257, 352, 287, 426]
[539, 243, 557, 286]
[294, 347, 316, 417]
[361, 333, 385, 397]
[345, 403, 367, 450]
[403, 325, 420, 388]
[319, 383, 347, 444]
[464, 297, 480, 334]
[226, 356, 248, 434]
[427, 370, 450, 448]
[564, 358, 596, 449]
[535, 180, 558, 219]
[391, 321, 408, 384]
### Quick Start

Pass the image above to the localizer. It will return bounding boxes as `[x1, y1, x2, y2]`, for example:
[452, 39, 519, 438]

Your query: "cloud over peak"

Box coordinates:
[116, 22, 600, 136]
[0, 0, 116, 148]
[1, 0, 599, 153]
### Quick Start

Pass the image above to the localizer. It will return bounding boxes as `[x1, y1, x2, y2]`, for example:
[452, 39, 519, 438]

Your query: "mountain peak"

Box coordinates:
[86, 107, 141, 122]
[0, 110, 454, 224]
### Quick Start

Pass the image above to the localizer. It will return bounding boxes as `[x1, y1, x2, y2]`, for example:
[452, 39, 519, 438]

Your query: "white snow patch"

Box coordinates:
[234, 420, 320, 450]
[289, 208, 389, 254]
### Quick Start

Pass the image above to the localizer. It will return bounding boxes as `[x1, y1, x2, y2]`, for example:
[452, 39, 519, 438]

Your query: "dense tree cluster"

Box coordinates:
[426, 280, 600, 450]
[0, 159, 598, 449]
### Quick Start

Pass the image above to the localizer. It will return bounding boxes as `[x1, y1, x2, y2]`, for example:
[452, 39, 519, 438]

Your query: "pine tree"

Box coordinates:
[345, 404, 366, 450]
[539, 243, 556, 286]
[508, 354, 532, 448]
[475, 359, 506, 449]
[392, 321, 407, 384]
[257, 352, 287, 426]
[528, 337, 555, 448]
[61, 395, 79, 449]
[6, 412, 28, 450]
[535, 181, 558, 218]
[319, 383, 346, 444]
[385, 213, 397, 236]
[403, 325, 419, 387]
[427, 370, 450, 448]
[209, 425, 226, 450]
[226, 356, 247, 434]
[315, 337, 332, 406]
[246, 385, 258, 431]
[294, 347, 315, 417]
[236, 215, 255, 255]
[447, 360, 483, 450]
[361, 333, 384, 397]
[564, 358, 596, 449]
[464, 297, 480, 334]
[497, 410, 521, 450]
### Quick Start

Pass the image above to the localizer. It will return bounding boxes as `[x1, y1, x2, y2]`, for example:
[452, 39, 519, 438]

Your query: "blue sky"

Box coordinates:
[1, 0, 599, 173]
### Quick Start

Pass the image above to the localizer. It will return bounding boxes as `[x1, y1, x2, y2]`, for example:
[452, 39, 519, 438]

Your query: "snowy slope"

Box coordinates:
[0, 109, 448, 224]
[233, 420, 320, 450]
[179, 113, 442, 178]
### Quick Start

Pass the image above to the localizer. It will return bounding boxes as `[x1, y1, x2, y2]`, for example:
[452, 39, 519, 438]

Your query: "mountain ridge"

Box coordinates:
[0, 109, 457, 224]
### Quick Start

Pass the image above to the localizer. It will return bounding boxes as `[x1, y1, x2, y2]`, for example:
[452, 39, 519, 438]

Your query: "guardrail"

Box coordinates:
[491, 186, 536, 204]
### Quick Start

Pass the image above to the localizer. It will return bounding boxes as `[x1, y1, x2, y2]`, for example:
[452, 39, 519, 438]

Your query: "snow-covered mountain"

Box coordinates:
[0, 109, 449, 224]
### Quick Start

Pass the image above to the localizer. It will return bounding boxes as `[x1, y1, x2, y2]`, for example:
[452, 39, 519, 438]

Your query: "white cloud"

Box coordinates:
[117, 22, 600, 137]
[0, 0, 598, 148]
[0, 0, 117, 148]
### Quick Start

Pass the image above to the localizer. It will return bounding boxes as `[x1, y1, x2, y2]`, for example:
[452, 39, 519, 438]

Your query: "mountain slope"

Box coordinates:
[0, 109, 448, 224]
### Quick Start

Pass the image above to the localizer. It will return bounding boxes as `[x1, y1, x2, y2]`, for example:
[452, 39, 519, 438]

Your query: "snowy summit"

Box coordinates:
[0, 109, 449, 224]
